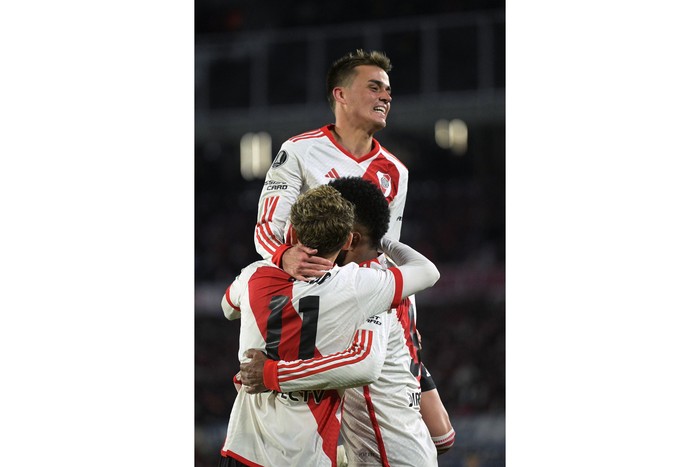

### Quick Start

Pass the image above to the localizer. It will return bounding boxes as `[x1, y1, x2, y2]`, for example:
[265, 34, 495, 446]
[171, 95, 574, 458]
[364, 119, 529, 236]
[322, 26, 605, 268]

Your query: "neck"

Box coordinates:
[331, 124, 374, 158]
[343, 248, 380, 266]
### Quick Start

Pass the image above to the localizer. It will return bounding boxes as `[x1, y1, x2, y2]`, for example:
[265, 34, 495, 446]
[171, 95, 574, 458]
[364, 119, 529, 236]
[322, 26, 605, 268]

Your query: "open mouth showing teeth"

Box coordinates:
[373, 107, 386, 114]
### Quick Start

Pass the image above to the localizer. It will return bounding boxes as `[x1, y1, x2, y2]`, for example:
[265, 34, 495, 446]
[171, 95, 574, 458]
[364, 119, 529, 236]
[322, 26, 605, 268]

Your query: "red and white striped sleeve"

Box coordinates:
[263, 316, 390, 393]
[221, 281, 241, 320]
[253, 141, 303, 264]
[221, 263, 259, 320]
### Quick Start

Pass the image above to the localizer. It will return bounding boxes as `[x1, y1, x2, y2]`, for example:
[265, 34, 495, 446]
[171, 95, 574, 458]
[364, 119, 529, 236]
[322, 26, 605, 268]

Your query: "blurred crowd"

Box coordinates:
[196, 0, 504, 36]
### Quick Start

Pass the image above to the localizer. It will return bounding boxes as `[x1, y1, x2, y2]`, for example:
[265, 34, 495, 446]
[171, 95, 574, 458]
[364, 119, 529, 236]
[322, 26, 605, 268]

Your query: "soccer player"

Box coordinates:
[241, 177, 454, 465]
[251, 48, 455, 454]
[253, 49, 406, 281]
[219, 184, 440, 467]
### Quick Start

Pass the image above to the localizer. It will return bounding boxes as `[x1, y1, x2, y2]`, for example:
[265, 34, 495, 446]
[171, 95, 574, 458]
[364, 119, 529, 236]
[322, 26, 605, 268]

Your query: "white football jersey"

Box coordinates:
[341, 256, 437, 466]
[262, 255, 438, 467]
[219, 259, 404, 467]
[254, 125, 409, 263]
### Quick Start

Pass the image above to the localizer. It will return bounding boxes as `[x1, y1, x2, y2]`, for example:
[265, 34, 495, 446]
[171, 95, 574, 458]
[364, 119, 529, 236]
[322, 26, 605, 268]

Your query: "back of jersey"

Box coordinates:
[340, 258, 438, 466]
[221, 261, 400, 467]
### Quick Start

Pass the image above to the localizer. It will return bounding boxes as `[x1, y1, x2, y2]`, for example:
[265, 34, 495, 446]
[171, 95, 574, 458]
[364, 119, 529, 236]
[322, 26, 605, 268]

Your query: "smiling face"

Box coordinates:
[335, 65, 392, 133]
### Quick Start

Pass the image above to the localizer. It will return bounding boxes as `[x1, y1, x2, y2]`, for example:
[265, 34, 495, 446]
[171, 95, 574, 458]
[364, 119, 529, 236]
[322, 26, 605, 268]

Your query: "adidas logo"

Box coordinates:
[324, 168, 340, 178]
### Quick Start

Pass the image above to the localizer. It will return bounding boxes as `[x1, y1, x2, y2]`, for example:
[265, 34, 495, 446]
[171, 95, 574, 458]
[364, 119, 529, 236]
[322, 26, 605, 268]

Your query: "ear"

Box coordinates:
[332, 87, 346, 106]
[349, 231, 361, 250]
[341, 232, 353, 250]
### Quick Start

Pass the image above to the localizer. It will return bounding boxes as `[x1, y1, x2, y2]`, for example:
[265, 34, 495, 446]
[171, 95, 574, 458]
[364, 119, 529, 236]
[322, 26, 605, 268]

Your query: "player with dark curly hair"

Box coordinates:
[220, 183, 440, 467]
[242, 177, 454, 465]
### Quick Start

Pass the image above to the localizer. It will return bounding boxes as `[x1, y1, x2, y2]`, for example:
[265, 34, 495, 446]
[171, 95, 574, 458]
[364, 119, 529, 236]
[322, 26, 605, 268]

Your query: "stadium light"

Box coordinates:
[240, 132, 272, 180]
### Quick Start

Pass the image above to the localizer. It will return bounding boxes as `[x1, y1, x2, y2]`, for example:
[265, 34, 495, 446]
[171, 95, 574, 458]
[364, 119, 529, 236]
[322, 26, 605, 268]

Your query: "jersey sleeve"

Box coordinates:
[221, 263, 258, 320]
[263, 312, 390, 393]
[351, 266, 405, 315]
[221, 280, 242, 320]
[253, 142, 304, 264]
[386, 169, 408, 241]
[380, 237, 440, 299]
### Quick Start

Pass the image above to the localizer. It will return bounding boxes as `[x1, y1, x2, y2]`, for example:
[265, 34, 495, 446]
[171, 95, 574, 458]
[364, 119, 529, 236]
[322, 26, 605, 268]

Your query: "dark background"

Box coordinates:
[195, 1, 505, 466]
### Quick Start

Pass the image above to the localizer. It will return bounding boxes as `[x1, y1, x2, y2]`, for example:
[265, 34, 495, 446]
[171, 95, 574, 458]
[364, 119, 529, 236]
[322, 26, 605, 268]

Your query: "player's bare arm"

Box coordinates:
[420, 388, 456, 454]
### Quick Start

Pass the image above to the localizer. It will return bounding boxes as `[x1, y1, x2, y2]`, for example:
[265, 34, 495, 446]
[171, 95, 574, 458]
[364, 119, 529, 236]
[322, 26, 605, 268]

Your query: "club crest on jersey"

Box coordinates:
[272, 150, 288, 168]
[376, 171, 392, 197]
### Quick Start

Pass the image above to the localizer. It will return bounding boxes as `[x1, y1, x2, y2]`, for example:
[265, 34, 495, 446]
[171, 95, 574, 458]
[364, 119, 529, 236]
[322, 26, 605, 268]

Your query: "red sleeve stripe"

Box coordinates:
[388, 267, 403, 308]
[290, 129, 323, 142]
[224, 286, 240, 310]
[261, 217, 280, 245]
[255, 228, 278, 255]
[263, 196, 280, 223]
[277, 329, 374, 383]
[277, 329, 371, 374]
[255, 196, 283, 253]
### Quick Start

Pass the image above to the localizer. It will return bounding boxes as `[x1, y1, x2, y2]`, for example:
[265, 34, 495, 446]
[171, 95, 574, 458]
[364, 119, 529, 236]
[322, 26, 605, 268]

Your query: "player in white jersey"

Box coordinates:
[241, 177, 448, 465]
[250, 48, 454, 456]
[219, 185, 440, 467]
[254, 49, 407, 282]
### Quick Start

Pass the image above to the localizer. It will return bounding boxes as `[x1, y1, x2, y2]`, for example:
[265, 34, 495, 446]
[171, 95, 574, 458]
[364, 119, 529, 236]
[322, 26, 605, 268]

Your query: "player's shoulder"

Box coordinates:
[287, 126, 328, 143]
[337, 261, 393, 284]
[273, 126, 331, 166]
[282, 126, 330, 150]
[242, 260, 285, 280]
[375, 141, 409, 172]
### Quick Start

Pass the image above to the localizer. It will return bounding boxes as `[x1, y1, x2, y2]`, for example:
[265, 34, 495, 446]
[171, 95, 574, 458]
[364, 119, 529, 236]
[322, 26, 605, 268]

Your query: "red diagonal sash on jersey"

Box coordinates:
[248, 266, 303, 361]
[247, 266, 342, 465]
[362, 155, 400, 204]
[308, 390, 342, 467]
[395, 297, 421, 379]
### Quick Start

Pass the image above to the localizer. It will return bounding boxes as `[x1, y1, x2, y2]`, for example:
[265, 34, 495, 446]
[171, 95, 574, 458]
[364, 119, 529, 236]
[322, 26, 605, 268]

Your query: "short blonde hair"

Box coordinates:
[290, 185, 355, 256]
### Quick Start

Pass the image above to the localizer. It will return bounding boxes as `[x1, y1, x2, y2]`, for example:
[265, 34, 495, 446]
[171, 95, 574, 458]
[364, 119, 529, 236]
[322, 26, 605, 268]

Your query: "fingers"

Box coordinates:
[293, 244, 334, 268]
[244, 349, 265, 360]
[304, 255, 335, 268]
[244, 384, 267, 394]
[296, 245, 318, 255]
[296, 256, 335, 279]
[295, 269, 329, 280]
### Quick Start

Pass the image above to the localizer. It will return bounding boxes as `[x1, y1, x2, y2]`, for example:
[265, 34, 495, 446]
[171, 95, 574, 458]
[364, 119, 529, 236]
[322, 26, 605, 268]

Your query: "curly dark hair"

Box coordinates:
[328, 177, 390, 249]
